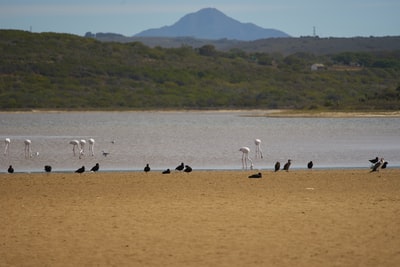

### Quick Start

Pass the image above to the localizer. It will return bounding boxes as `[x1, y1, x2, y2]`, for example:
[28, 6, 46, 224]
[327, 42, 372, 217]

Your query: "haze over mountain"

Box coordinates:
[135, 8, 290, 41]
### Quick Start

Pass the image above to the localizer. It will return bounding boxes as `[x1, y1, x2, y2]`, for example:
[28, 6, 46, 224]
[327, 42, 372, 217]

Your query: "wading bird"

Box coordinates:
[24, 139, 31, 158]
[239, 147, 253, 170]
[254, 139, 263, 159]
[70, 140, 80, 156]
[88, 138, 95, 156]
[4, 138, 10, 156]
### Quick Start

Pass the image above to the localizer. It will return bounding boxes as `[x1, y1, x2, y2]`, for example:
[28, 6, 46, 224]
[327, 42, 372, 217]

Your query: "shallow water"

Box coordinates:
[1, 111, 399, 172]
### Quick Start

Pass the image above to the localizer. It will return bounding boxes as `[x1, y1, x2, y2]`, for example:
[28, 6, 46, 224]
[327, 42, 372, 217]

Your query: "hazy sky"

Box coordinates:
[1, 0, 399, 38]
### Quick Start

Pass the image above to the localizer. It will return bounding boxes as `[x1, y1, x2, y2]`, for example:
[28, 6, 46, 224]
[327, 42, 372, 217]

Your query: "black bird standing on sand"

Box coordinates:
[283, 159, 292, 172]
[175, 162, 184, 172]
[162, 168, 171, 174]
[274, 162, 280, 172]
[8, 165, 14, 173]
[75, 166, 85, 173]
[44, 165, 52, 173]
[307, 161, 313, 169]
[370, 158, 384, 172]
[381, 161, 388, 169]
[144, 163, 151, 173]
[184, 165, 192, 173]
[369, 157, 379, 164]
[90, 163, 99, 172]
[248, 172, 262, 178]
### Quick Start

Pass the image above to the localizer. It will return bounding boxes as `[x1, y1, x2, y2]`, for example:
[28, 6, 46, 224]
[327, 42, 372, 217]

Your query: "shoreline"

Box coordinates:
[1, 109, 400, 118]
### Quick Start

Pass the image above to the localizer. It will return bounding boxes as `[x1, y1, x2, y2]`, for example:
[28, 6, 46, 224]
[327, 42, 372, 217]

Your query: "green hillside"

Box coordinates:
[1, 30, 399, 110]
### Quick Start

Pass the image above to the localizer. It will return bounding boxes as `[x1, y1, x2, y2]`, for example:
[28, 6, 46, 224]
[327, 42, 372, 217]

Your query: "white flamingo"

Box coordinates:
[79, 139, 86, 159]
[69, 140, 79, 156]
[24, 139, 31, 158]
[88, 138, 95, 156]
[254, 139, 263, 159]
[4, 138, 10, 156]
[239, 147, 253, 170]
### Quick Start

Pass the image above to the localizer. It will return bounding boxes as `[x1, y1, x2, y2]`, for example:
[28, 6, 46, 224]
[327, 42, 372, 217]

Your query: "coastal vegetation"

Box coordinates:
[0, 30, 399, 110]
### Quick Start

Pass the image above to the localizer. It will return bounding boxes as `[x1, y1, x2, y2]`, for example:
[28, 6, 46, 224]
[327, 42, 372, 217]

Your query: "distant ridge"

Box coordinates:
[135, 8, 290, 41]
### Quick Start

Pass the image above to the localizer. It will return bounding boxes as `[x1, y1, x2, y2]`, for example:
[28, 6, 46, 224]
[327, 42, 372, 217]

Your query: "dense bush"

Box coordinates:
[0, 30, 399, 110]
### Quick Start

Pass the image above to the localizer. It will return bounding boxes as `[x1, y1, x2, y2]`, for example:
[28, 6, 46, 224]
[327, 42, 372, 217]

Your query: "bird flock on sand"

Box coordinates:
[3, 137, 391, 176]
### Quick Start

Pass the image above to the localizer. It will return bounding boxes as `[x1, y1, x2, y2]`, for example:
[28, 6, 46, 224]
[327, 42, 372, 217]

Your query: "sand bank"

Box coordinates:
[1, 169, 399, 266]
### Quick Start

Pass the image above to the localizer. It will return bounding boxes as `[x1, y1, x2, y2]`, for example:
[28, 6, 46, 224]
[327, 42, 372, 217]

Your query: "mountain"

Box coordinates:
[134, 8, 290, 41]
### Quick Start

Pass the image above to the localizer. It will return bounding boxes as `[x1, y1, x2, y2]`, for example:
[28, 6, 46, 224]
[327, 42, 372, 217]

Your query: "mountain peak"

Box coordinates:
[135, 8, 290, 41]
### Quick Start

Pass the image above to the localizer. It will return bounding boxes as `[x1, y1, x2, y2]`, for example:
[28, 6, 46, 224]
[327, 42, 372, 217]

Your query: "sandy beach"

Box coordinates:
[1, 169, 399, 266]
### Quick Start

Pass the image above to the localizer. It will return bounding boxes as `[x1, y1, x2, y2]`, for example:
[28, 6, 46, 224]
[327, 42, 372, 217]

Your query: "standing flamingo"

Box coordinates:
[239, 147, 253, 170]
[88, 138, 95, 156]
[69, 140, 80, 156]
[4, 138, 10, 156]
[79, 139, 86, 159]
[24, 139, 31, 158]
[254, 139, 263, 159]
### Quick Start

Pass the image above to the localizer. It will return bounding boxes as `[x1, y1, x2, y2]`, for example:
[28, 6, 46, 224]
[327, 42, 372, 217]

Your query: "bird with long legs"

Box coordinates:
[254, 139, 263, 159]
[69, 140, 79, 156]
[79, 139, 86, 159]
[239, 147, 253, 170]
[88, 138, 95, 156]
[24, 139, 31, 158]
[4, 138, 10, 156]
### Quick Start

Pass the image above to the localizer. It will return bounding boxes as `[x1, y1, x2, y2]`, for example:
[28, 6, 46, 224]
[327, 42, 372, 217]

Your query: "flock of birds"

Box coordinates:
[3, 137, 389, 176]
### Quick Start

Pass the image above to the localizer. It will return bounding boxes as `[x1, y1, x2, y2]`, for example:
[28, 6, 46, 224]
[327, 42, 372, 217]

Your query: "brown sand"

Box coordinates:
[1, 169, 399, 267]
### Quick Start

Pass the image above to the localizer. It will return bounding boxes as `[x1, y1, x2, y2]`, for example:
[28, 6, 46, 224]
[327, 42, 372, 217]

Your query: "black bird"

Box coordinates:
[381, 161, 388, 169]
[307, 161, 313, 169]
[370, 158, 384, 172]
[44, 165, 52, 173]
[248, 172, 262, 178]
[75, 166, 85, 173]
[90, 163, 99, 172]
[369, 157, 379, 164]
[184, 165, 192, 173]
[274, 161, 280, 172]
[283, 159, 292, 172]
[162, 168, 171, 174]
[7, 165, 14, 173]
[175, 162, 184, 172]
[144, 163, 151, 173]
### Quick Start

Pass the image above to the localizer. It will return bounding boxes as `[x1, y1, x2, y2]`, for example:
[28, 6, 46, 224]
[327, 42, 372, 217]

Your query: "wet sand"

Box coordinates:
[1, 169, 399, 266]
